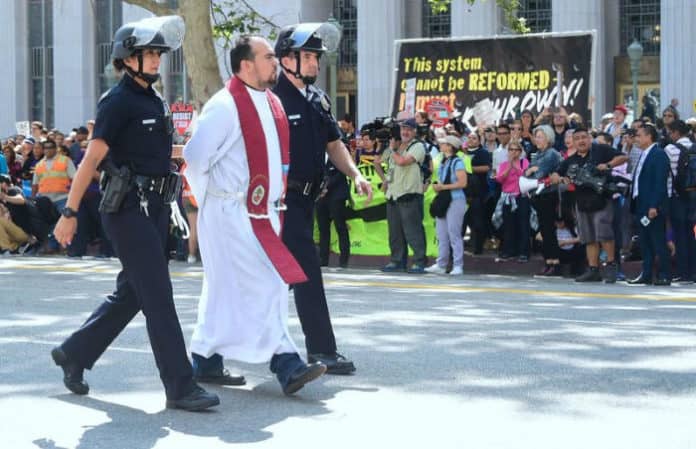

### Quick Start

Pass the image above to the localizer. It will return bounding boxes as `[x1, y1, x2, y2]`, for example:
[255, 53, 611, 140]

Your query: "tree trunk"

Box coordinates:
[178, 0, 222, 110]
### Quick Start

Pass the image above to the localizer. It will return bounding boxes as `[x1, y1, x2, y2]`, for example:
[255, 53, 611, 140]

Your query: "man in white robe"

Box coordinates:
[183, 36, 326, 395]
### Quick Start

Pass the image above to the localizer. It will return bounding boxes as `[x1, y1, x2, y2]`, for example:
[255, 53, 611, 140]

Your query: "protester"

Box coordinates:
[494, 140, 530, 262]
[426, 134, 467, 275]
[526, 125, 563, 275]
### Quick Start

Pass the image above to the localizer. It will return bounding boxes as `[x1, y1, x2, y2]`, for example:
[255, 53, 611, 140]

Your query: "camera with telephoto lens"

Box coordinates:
[368, 116, 400, 148]
[568, 164, 622, 195]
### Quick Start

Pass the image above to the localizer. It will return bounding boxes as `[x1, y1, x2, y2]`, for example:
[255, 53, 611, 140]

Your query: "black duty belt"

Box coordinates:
[287, 178, 318, 197]
[133, 175, 168, 195]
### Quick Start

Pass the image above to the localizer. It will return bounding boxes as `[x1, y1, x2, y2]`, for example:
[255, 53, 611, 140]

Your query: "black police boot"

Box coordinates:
[51, 347, 89, 395]
[165, 385, 220, 411]
[307, 352, 356, 375]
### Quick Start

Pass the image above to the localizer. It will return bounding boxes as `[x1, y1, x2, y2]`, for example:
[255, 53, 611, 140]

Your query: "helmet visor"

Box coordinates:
[287, 22, 341, 53]
[130, 15, 185, 51]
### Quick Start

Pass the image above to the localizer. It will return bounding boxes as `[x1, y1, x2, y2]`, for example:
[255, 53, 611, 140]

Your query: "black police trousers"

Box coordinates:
[316, 195, 350, 266]
[282, 191, 337, 354]
[60, 190, 194, 400]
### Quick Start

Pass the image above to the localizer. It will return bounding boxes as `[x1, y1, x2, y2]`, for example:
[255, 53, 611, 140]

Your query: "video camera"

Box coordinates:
[363, 116, 401, 148]
[568, 164, 624, 196]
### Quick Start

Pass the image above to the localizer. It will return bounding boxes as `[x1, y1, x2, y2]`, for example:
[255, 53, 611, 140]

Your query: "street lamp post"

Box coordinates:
[103, 62, 118, 89]
[325, 16, 343, 112]
[627, 39, 644, 119]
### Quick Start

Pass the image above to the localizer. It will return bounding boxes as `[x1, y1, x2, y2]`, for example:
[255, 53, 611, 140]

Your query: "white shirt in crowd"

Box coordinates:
[664, 136, 693, 197]
[492, 143, 508, 175]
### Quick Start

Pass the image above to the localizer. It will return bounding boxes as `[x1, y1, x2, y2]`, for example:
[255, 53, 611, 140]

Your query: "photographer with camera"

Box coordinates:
[549, 127, 627, 283]
[379, 118, 427, 273]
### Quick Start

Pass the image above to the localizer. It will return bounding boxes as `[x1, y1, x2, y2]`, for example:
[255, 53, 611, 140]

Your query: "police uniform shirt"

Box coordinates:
[92, 75, 172, 177]
[272, 72, 341, 182]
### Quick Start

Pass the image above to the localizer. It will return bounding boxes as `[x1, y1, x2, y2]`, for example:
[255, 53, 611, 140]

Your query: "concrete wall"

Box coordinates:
[0, 1, 29, 138]
[52, 0, 97, 130]
[660, 1, 696, 119]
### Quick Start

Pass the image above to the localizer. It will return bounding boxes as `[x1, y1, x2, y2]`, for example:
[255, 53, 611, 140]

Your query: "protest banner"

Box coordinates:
[391, 32, 594, 128]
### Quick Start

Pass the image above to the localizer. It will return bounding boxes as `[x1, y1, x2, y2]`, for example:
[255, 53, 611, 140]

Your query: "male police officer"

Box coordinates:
[52, 16, 219, 411]
[273, 23, 372, 374]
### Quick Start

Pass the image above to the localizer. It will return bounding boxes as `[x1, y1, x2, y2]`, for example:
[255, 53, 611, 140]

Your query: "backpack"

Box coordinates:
[420, 150, 433, 184]
[673, 142, 696, 194]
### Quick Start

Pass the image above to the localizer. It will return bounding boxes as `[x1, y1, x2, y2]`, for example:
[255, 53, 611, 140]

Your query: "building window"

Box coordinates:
[620, 0, 660, 55]
[95, 0, 123, 95]
[334, 0, 357, 68]
[517, 0, 551, 33]
[29, 0, 54, 128]
[167, 47, 189, 104]
[422, 0, 451, 38]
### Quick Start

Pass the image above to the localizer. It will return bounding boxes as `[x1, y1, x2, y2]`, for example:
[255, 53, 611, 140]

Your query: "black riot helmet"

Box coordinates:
[111, 15, 185, 85]
[275, 22, 340, 85]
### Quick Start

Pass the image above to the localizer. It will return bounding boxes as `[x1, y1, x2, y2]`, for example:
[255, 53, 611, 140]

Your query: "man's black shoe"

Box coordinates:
[166, 385, 220, 411]
[672, 276, 694, 284]
[51, 347, 89, 395]
[307, 352, 356, 375]
[654, 278, 672, 286]
[193, 368, 246, 386]
[575, 268, 602, 282]
[628, 276, 652, 285]
[283, 362, 327, 395]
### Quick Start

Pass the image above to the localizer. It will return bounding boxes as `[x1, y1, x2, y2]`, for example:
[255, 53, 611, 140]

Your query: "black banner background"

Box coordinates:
[392, 33, 594, 127]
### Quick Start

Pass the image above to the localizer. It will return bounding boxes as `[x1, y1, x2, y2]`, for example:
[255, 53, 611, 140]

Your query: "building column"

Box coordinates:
[357, 0, 405, 124]
[450, 0, 501, 38]
[660, 2, 696, 119]
[52, 0, 96, 131]
[552, 0, 606, 126]
[0, 0, 29, 136]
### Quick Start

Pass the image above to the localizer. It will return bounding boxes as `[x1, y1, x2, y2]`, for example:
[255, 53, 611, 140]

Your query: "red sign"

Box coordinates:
[424, 99, 452, 128]
[171, 102, 194, 136]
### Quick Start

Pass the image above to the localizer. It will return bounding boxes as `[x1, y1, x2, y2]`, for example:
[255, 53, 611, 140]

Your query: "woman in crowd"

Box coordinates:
[524, 125, 563, 276]
[494, 140, 530, 262]
[425, 135, 468, 276]
[3, 145, 22, 186]
[520, 110, 536, 144]
[563, 129, 576, 159]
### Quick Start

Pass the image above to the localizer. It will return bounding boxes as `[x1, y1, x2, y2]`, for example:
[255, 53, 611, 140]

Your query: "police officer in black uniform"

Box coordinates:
[317, 158, 351, 268]
[273, 23, 372, 374]
[51, 16, 219, 411]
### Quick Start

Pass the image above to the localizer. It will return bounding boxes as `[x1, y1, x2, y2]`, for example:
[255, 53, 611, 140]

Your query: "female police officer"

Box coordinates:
[51, 16, 219, 412]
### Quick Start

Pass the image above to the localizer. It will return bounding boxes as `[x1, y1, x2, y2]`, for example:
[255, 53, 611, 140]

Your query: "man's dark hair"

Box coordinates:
[0, 174, 11, 185]
[597, 132, 614, 144]
[639, 123, 659, 142]
[42, 139, 57, 150]
[230, 35, 257, 74]
[497, 123, 510, 132]
[667, 119, 690, 136]
[572, 126, 590, 135]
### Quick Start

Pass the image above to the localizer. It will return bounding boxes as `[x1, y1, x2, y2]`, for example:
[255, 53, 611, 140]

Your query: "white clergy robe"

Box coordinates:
[183, 84, 298, 363]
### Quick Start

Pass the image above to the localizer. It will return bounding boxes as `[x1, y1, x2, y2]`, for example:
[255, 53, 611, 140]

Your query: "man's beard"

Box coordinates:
[258, 73, 278, 90]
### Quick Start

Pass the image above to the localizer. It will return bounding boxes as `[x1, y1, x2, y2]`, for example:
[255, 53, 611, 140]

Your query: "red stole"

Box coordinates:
[226, 76, 307, 284]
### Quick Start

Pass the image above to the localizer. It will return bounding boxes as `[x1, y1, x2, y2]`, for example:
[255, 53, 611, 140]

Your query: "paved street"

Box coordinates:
[1, 255, 696, 449]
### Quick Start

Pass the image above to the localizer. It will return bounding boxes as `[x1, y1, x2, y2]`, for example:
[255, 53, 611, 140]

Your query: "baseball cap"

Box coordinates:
[437, 135, 462, 149]
[400, 118, 417, 129]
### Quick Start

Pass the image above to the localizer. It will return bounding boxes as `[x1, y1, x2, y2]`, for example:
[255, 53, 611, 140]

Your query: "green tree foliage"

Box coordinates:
[428, 0, 530, 34]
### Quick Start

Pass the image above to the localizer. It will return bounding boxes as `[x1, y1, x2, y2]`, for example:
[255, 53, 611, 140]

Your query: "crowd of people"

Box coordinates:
[3, 100, 696, 286]
[326, 102, 696, 285]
